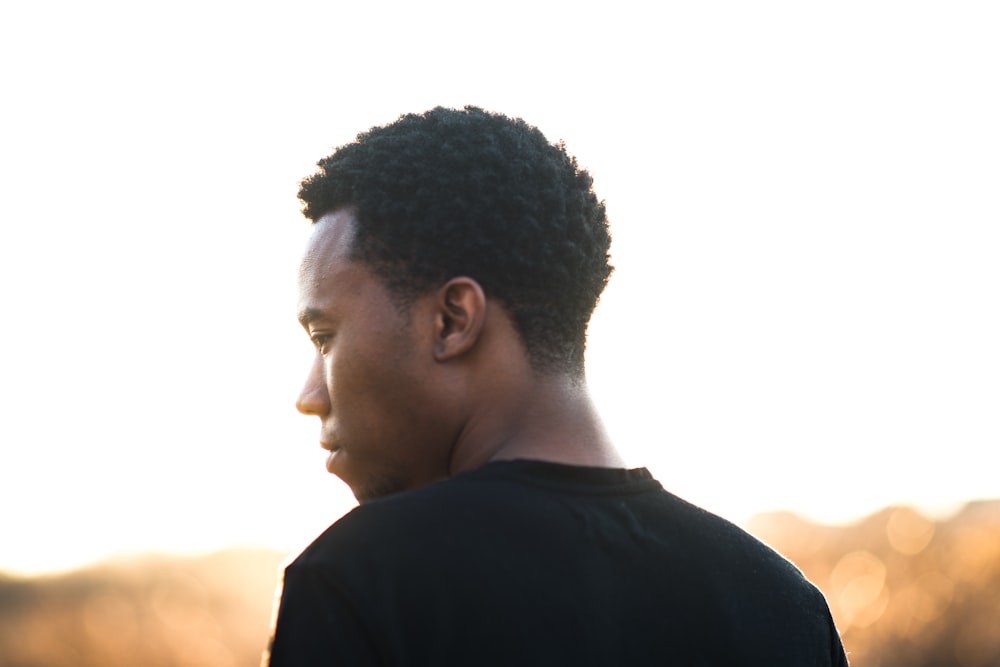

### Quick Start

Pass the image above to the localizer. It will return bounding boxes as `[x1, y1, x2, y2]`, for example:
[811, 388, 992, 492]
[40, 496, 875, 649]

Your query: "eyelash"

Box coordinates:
[311, 334, 332, 352]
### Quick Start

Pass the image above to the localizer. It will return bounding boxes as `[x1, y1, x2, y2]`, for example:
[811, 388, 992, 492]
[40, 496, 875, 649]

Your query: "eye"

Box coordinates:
[310, 333, 333, 353]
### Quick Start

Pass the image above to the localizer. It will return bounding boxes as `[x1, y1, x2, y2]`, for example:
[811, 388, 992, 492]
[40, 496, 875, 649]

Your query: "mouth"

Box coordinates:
[320, 442, 342, 474]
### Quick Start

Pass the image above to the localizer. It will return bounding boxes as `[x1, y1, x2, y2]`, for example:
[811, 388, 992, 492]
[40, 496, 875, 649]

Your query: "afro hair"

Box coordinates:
[298, 106, 613, 377]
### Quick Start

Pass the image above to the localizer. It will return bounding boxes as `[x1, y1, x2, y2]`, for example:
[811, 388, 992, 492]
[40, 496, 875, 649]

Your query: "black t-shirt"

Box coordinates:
[265, 460, 849, 666]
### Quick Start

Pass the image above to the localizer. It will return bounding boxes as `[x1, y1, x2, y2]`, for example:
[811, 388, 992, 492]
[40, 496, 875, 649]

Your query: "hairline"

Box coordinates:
[311, 206, 583, 379]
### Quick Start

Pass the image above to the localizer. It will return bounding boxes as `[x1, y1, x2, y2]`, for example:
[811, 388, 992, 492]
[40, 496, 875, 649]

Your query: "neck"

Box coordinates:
[447, 372, 625, 475]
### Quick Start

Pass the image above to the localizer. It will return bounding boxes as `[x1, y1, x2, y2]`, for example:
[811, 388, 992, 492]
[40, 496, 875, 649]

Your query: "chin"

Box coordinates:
[353, 473, 410, 504]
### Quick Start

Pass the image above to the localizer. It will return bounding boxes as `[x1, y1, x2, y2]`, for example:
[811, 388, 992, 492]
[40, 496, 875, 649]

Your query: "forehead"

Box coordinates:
[300, 209, 356, 279]
[297, 209, 368, 320]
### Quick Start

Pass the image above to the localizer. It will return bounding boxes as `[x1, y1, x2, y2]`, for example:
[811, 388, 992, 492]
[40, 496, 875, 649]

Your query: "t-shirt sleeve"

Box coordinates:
[263, 562, 381, 667]
[827, 609, 850, 667]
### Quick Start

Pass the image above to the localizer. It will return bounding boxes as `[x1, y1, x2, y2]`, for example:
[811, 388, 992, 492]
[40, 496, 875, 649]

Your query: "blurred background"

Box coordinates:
[1, 1, 997, 665]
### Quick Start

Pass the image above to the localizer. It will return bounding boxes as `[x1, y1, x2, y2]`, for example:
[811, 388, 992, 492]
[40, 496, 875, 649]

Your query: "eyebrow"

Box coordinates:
[297, 307, 326, 327]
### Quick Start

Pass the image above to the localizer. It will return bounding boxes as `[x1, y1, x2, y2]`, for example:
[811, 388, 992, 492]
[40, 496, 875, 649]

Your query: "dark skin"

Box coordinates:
[296, 208, 623, 502]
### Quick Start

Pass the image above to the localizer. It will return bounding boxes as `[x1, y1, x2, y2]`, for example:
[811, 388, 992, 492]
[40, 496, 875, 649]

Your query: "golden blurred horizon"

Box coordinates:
[3, 496, 997, 580]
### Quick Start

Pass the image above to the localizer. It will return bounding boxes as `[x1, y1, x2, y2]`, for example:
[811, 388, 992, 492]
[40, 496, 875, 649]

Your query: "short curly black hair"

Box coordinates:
[298, 106, 613, 377]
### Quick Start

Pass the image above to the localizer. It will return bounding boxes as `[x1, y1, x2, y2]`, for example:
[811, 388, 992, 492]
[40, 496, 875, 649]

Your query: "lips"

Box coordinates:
[325, 448, 342, 474]
[320, 441, 342, 474]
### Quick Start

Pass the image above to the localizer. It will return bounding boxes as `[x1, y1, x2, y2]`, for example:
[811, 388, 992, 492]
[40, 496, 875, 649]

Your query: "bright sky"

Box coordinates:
[1, 1, 997, 575]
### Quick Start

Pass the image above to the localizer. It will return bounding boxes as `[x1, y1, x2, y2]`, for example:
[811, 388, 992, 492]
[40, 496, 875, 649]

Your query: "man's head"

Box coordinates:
[297, 106, 613, 377]
[295, 107, 614, 501]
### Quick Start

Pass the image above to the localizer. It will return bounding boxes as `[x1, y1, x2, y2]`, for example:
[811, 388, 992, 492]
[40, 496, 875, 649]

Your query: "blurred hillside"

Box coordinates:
[748, 499, 1000, 667]
[1, 500, 998, 667]
[0, 548, 286, 667]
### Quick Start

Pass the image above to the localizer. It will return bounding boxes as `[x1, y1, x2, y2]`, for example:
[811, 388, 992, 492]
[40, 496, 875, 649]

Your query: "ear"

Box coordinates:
[432, 277, 487, 362]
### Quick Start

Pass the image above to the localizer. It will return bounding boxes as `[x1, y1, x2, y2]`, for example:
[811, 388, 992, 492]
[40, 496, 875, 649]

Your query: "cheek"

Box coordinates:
[325, 354, 360, 414]
[326, 344, 403, 420]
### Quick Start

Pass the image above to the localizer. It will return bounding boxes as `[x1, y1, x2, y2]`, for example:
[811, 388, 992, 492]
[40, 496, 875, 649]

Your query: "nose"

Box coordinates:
[296, 356, 330, 416]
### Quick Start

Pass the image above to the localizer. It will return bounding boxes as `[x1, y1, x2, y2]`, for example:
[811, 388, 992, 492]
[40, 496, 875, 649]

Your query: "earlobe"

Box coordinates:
[433, 277, 487, 362]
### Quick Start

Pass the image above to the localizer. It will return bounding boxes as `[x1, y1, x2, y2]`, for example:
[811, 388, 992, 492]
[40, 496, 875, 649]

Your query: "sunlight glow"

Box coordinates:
[1, 0, 997, 575]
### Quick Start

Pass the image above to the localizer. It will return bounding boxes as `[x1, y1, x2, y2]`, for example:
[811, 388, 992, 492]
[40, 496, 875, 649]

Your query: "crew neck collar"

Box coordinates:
[455, 458, 660, 495]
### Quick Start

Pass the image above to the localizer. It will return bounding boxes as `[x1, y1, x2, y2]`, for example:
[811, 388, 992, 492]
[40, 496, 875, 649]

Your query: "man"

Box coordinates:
[264, 106, 849, 666]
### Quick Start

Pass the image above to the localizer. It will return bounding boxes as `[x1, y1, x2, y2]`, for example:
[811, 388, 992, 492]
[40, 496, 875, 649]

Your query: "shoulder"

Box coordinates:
[288, 460, 662, 581]
[294, 472, 497, 563]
